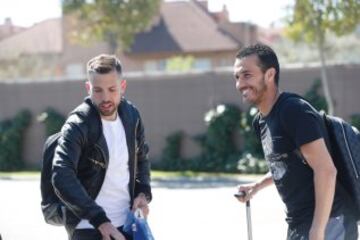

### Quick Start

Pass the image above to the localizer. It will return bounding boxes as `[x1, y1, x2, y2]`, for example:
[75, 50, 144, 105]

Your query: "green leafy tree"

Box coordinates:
[62, 0, 161, 53]
[285, 0, 360, 115]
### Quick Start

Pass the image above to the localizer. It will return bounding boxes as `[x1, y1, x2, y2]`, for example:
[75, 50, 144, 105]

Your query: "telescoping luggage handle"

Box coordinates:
[234, 191, 253, 240]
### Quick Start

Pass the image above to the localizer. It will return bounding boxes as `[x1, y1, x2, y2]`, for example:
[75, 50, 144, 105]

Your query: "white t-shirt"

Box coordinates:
[76, 115, 130, 229]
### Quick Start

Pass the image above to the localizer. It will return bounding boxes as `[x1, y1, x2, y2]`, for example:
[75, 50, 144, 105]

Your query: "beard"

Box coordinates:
[241, 77, 267, 106]
[96, 101, 118, 117]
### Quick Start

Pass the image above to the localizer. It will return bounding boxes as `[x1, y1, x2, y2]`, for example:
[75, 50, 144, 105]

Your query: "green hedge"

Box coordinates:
[37, 107, 66, 137]
[239, 107, 263, 158]
[192, 104, 242, 172]
[154, 104, 267, 173]
[0, 110, 32, 171]
[154, 131, 187, 171]
[237, 153, 268, 174]
[350, 114, 360, 130]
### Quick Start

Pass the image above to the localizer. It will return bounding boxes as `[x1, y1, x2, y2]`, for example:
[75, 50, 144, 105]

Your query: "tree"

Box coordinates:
[62, 0, 161, 54]
[285, 0, 360, 115]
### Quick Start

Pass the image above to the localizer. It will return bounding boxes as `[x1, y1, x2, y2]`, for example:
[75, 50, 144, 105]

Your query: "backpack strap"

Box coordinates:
[318, 112, 334, 157]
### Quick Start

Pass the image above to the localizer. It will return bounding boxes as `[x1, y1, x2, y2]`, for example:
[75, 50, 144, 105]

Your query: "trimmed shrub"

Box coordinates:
[350, 114, 360, 130]
[240, 107, 263, 158]
[192, 104, 242, 172]
[0, 110, 32, 171]
[154, 131, 187, 171]
[37, 107, 66, 137]
[237, 153, 268, 174]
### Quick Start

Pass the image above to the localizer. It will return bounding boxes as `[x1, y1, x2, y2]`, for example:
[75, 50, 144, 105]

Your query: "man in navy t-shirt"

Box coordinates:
[233, 44, 358, 240]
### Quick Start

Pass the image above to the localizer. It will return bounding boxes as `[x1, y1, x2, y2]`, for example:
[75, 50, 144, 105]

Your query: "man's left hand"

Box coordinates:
[132, 193, 149, 218]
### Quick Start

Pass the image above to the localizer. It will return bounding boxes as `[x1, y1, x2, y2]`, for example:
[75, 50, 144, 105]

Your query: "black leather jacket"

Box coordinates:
[52, 97, 151, 235]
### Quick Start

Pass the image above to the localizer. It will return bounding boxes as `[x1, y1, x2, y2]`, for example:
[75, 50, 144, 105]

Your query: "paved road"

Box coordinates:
[0, 177, 287, 240]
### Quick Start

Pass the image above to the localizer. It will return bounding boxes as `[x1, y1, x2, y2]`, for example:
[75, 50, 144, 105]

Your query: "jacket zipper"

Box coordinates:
[92, 143, 107, 198]
[132, 119, 139, 200]
[94, 143, 107, 169]
[340, 122, 359, 179]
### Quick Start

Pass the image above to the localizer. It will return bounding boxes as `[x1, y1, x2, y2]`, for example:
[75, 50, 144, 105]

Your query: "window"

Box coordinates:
[193, 58, 211, 70]
[219, 58, 232, 67]
[144, 60, 166, 72]
[65, 63, 84, 78]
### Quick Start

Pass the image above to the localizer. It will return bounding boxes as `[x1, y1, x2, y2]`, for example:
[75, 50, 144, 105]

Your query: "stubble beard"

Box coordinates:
[243, 79, 267, 107]
[97, 101, 118, 118]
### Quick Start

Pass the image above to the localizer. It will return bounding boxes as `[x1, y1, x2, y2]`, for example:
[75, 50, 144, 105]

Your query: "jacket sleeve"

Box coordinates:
[134, 114, 152, 202]
[51, 115, 110, 228]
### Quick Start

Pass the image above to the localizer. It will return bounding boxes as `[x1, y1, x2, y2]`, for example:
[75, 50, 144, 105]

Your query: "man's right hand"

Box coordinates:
[98, 222, 126, 240]
[235, 172, 274, 203]
[236, 183, 258, 203]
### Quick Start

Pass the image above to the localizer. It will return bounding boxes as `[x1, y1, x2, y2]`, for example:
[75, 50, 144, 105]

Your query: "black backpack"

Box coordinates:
[40, 131, 64, 225]
[321, 113, 360, 219]
[40, 100, 100, 225]
[283, 94, 360, 219]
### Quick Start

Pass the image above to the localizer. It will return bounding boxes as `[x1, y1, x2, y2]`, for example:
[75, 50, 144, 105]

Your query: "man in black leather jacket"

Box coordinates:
[52, 54, 152, 240]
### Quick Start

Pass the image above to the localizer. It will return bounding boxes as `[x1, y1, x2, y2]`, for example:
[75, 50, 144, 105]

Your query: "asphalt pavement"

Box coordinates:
[0, 176, 287, 240]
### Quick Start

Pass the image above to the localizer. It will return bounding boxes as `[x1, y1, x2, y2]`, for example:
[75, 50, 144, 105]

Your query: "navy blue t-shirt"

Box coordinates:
[253, 92, 343, 228]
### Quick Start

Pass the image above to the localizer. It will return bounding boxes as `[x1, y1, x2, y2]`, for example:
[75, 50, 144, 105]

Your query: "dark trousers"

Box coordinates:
[71, 226, 133, 240]
[286, 213, 358, 240]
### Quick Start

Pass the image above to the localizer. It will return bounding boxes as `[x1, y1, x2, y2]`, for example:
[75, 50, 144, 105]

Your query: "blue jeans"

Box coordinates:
[287, 214, 358, 240]
[71, 226, 133, 240]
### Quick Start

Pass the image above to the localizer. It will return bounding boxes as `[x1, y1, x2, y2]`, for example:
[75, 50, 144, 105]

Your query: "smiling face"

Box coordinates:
[86, 70, 127, 121]
[233, 54, 268, 106]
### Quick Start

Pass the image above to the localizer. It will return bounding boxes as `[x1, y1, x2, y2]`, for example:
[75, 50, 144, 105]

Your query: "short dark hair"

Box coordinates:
[236, 44, 280, 85]
[87, 54, 122, 77]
